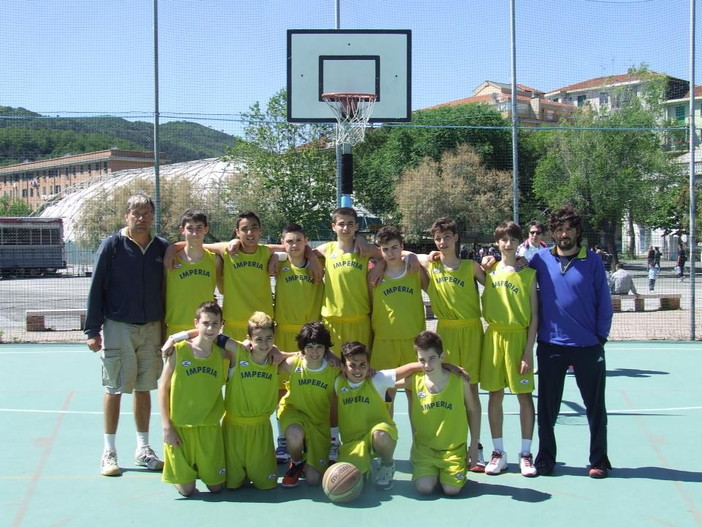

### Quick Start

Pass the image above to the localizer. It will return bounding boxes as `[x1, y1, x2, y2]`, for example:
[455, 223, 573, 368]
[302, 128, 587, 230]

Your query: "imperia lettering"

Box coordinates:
[297, 378, 329, 389]
[491, 280, 520, 293]
[382, 285, 414, 296]
[232, 261, 264, 270]
[333, 260, 364, 271]
[185, 366, 218, 378]
[178, 268, 212, 279]
[342, 395, 370, 405]
[285, 274, 314, 284]
[241, 370, 273, 380]
[421, 400, 453, 411]
[435, 276, 465, 287]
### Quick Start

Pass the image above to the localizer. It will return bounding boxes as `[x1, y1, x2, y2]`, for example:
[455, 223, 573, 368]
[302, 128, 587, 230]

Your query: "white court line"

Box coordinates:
[2, 406, 701, 416]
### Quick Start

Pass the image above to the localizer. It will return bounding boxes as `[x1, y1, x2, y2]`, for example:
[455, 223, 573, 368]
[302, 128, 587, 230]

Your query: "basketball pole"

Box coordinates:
[333, 0, 353, 208]
[688, 0, 696, 340]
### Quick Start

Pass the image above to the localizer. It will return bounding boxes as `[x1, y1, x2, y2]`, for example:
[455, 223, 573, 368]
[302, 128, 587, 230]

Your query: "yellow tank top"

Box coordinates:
[224, 342, 278, 419]
[221, 245, 274, 327]
[169, 341, 226, 427]
[482, 266, 536, 328]
[335, 375, 395, 442]
[426, 259, 481, 320]
[165, 250, 218, 331]
[410, 371, 467, 450]
[274, 260, 324, 326]
[371, 268, 425, 339]
[278, 355, 338, 425]
[321, 242, 370, 318]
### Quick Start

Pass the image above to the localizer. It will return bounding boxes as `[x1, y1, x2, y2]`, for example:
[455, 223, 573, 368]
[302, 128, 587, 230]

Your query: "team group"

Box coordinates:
[84, 193, 613, 497]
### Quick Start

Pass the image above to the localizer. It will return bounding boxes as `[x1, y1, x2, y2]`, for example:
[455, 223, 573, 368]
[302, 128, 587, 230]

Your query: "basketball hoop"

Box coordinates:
[322, 92, 377, 146]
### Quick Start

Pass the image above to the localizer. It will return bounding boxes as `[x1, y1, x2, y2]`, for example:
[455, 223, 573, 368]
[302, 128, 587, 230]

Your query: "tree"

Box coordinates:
[533, 68, 682, 260]
[395, 144, 512, 242]
[75, 177, 214, 248]
[0, 195, 32, 216]
[354, 103, 511, 220]
[224, 89, 336, 240]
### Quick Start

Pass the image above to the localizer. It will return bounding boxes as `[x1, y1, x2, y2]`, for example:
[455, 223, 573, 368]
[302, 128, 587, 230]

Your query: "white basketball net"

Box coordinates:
[322, 93, 377, 146]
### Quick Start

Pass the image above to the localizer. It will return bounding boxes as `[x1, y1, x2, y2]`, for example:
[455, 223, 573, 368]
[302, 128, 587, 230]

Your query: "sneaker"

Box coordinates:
[374, 461, 395, 490]
[485, 450, 508, 475]
[134, 445, 164, 471]
[588, 465, 608, 479]
[276, 437, 290, 464]
[328, 437, 340, 464]
[519, 453, 537, 477]
[100, 450, 121, 477]
[282, 461, 305, 488]
[469, 443, 486, 473]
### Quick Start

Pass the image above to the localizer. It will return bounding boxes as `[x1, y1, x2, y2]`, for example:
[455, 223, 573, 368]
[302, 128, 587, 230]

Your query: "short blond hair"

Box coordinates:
[247, 311, 275, 336]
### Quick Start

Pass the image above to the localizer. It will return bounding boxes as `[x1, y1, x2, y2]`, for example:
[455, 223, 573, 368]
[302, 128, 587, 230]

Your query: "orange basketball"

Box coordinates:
[322, 461, 363, 504]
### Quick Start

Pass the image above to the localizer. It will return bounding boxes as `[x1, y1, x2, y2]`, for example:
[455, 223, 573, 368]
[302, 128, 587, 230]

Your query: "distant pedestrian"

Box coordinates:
[648, 262, 660, 292]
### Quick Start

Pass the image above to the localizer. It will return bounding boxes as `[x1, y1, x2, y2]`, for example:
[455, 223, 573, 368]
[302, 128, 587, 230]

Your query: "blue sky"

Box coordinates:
[0, 0, 698, 137]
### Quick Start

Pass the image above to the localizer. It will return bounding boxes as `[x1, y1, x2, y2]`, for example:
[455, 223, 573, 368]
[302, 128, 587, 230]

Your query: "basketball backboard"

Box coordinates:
[287, 29, 411, 123]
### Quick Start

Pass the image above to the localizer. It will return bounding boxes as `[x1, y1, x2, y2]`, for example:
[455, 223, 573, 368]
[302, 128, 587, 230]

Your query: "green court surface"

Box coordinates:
[1, 341, 700, 527]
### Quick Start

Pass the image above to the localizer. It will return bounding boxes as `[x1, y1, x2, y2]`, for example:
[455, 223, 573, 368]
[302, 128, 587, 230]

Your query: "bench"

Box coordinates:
[26, 309, 87, 331]
[611, 294, 681, 312]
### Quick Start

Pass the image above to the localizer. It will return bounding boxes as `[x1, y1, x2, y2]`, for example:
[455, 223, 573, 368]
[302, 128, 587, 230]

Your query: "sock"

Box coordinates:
[136, 431, 149, 450]
[492, 438, 504, 453]
[330, 427, 339, 442]
[521, 439, 532, 455]
[104, 433, 117, 453]
[277, 418, 285, 439]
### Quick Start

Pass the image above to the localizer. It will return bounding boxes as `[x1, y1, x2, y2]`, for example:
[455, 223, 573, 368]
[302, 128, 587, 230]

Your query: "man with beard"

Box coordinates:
[528, 206, 613, 478]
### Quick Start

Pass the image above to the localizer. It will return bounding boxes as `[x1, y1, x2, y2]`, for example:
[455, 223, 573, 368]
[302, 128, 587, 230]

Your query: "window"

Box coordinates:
[577, 95, 587, 107]
[675, 105, 685, 123]
[599, 92, 608, 105]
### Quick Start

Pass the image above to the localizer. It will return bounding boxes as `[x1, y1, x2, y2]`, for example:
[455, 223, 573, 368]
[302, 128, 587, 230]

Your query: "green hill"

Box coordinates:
[0, 105, 237, 165]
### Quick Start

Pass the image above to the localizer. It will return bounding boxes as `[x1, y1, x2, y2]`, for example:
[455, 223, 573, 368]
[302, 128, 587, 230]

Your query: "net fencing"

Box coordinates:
[0, 0, 699, 341]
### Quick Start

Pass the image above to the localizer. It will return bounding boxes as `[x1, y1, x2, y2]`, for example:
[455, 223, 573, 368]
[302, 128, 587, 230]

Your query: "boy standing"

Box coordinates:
[313, 207, 372, 350]
[417, 217, 486, 471]
[480, 221, 538, 477]
[399, 331, 480, 495]
[165, 210, 222, 334]
[371, 226, 428, 406]
[159, 302, 230, 496]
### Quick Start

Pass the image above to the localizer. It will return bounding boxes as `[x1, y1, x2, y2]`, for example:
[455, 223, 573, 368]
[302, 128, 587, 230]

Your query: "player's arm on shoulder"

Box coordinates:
[305, 246, 324, 283]
[442, 362, 470, 383]
[393, 361, 424, 381]
[520, 280, 538, 375]
[472, 260, 486, 285]
[202, 241, 229, 256]
[163, 242, 185, 270]
[215, 253, 224, 294]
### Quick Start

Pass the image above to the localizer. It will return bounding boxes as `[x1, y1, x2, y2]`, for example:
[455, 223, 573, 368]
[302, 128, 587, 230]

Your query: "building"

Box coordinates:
[0, 149, 168, 210]
[663, 85, 702, 149]
[422, 80, 575, 126]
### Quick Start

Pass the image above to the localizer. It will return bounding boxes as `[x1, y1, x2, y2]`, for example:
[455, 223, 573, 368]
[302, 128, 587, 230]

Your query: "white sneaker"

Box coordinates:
[485, 450, 508, 475]
[101, 450, 121, 477]
[276, 437, 290, 464]
[134, 445, 164, 471]
[519, 452, 537, 477]
[374, 460, 395, 490]
[328, 437, 340, 463]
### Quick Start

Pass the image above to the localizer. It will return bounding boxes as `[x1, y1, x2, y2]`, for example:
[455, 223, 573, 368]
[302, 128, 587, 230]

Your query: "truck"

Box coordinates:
[0, 217, 66, 277]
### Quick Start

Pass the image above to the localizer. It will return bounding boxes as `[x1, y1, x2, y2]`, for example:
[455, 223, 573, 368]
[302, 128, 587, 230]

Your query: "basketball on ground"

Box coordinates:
[322, 461, 363, 503]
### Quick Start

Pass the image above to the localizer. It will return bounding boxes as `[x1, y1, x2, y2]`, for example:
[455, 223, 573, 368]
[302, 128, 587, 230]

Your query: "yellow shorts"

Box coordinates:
[101, 319, 162, 394]
[410, 441, 467, 488]
[338, 421, 398, 475]
[370, 337, 416, 371]
[162, 424, 226, 486]
[480, 325, 534, 394]
[323, 315, 372, 353]
[278, 407, 331, 474]
[436, 318, 483, 384]
[222, 416, 278, 490]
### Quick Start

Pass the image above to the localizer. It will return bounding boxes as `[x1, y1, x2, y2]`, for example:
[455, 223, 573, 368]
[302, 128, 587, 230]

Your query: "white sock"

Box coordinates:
[492, 438, 504, 453]
[521, 439, 532, 455]
[104, 434, 117, 453]
[331, 427, 339, 441]
[277, 418, 285, 439]
[136, 431, 149, 450]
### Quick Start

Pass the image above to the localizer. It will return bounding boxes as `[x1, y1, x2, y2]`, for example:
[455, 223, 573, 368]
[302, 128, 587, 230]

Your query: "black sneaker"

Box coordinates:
[282, 461, 305, 488]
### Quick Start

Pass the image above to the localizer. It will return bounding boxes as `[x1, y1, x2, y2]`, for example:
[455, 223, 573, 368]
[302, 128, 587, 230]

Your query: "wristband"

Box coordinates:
[215, 334, 231, 349]
[170, 331, 190, 342]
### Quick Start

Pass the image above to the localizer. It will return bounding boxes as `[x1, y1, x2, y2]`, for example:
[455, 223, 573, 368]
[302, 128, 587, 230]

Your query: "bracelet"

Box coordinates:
[170, 330, 190, 342]
[215, 334, 231, 349]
